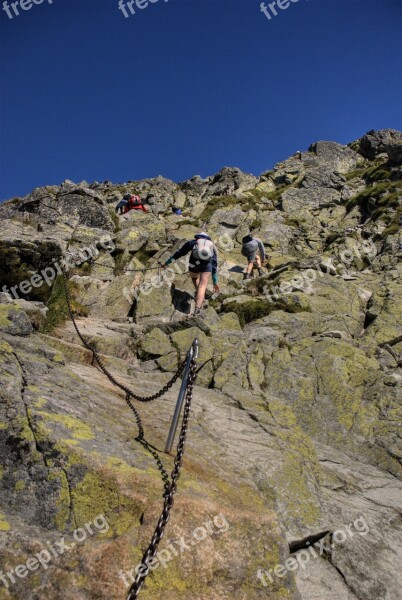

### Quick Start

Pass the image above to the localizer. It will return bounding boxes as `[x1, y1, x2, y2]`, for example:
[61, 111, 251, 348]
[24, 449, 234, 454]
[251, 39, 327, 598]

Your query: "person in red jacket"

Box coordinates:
[123, 194, 148, 214]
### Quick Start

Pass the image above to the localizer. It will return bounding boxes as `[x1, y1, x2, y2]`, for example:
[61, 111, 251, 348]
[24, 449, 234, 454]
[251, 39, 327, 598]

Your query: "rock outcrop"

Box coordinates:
[0, 130, 401, 600]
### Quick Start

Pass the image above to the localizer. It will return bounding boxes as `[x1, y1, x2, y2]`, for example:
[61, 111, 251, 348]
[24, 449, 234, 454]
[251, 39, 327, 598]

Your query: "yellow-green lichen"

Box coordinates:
[0, 305, 13, 327]
[14, 480, 25, 492]
[0, 340, 13, 354]
[36, 412, 95, 441]
[33, 396, 48, 409]
[71, 470, 144, 536]
[49, 470, 71, 531]
[0, 511, 10, 531]
[27, 385, 40, 393]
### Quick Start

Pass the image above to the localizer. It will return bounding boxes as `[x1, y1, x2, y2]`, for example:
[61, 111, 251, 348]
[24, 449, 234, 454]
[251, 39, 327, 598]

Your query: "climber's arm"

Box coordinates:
[257, 239, 266, 263]
[164, 241, 193, 266]
[211, 250, 219, 288]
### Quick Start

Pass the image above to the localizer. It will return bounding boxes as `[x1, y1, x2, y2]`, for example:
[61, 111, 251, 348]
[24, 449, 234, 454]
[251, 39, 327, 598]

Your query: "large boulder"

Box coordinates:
[359, 128, 402, 160]
[0, 302, 33, 336]
[208, 167, 258, 197]
[308, 141, 358, 173]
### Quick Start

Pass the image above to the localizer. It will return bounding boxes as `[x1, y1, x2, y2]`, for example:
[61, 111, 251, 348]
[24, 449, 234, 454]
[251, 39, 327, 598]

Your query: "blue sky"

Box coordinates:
[0, 0, 401, 201]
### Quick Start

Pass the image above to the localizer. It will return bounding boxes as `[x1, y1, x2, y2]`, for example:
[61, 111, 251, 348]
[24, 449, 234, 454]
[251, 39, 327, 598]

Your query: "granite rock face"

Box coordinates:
[0, 130, 401, 600]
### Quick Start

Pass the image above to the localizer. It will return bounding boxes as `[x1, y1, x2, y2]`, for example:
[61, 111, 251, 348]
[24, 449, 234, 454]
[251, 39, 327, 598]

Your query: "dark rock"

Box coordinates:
[359, 128, 402, 160]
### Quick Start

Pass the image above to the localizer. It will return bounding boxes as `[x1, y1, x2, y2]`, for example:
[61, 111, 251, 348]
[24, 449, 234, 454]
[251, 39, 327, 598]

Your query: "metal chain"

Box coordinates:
[124, 392, 171, 496]
[83, 260, 161, 272]
[62, 266, 198, 599]
[61, 268, 186, 402]
[126, 357, 197, 600]
[65, 252, 163, 273]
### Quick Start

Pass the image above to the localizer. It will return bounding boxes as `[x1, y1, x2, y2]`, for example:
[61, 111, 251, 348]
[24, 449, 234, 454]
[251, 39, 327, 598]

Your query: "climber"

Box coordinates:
[115, 194, 130, 215]
[172, 206, 183, 216]
[162, 232, 220, 316]
[241, 234, 266, 280]
[123, 194, 149, 214]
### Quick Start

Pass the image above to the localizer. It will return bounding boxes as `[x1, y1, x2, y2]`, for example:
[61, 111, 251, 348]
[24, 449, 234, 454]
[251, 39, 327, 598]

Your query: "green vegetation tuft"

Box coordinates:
[249, 217, 262, 230]
[284, 216, 305, 228]
[109, 207, 121, 232]
[264, 184, 289, 204]
[380, 206, 402, 238]
[346, 180, 401, 212]
[41, 276, 89, 333]
[346, 162, 393, 183]
[246, 188, 269, 201]
[348, 140, 360, 152]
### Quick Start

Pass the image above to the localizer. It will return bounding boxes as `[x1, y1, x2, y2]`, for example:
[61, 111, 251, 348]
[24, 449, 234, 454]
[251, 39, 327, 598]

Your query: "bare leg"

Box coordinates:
[190, 273, 200, 291]
[195, 272, 210, 309]
[246, 255, 261, 275]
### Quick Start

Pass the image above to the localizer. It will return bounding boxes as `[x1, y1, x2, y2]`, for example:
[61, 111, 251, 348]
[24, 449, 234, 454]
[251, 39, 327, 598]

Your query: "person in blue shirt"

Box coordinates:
[163, 233, 220, 316]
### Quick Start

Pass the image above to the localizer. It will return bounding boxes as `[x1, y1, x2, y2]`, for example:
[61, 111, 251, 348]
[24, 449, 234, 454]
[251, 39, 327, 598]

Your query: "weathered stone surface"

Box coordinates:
[14, 299, 48, 330]
[282, 187, 341, 215]
[209, 207, 246, 227]
[0, 302, 33, 336]
[0, 130, 401, 600]
[140, 327, 173, 358]
[208, 167, 258, 197]
[359, 128, 402, 160]
[308, 141, 359, 173]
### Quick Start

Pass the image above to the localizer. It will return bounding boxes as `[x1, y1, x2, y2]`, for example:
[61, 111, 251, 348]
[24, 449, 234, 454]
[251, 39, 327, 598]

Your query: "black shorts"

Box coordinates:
[189, 259, 212, 274]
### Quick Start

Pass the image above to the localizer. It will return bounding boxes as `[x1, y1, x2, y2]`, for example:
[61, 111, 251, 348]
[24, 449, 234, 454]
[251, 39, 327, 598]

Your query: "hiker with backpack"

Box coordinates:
[122, 194, 148, 215]
[241, 234, 266, 280]
[162, 233, 219, 316]
[115, 194, 130, 215]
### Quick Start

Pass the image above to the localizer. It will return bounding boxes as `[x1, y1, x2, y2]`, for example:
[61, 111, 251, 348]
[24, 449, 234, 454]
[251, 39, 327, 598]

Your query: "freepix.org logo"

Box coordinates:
[118, 0, 168, 19]
[260, 0, 306, 22]
[2, 0, 53, 20]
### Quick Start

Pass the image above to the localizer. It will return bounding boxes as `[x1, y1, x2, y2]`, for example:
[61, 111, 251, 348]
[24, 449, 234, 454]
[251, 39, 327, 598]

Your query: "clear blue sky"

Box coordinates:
[0, 0, 401, 201]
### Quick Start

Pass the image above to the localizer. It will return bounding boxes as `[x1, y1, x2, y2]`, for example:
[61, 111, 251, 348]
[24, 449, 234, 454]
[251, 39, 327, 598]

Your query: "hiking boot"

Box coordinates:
[243, 273, 251, 281]
[258, 267, 264, 277]
[194, 307, 203, 317]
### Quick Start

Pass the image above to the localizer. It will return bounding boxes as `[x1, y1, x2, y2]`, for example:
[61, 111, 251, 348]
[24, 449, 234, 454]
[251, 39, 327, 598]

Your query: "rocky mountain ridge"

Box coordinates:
[0, 128, 401, 600]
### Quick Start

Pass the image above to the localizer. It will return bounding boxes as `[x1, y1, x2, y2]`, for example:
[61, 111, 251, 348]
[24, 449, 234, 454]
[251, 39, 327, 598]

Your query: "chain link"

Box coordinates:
[84, 260, 160, 273]
[126, 357, 197, 600]
[61, 268, 186, 402]
[61, 267, 197, 598]
[65, 253, 162, 273]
